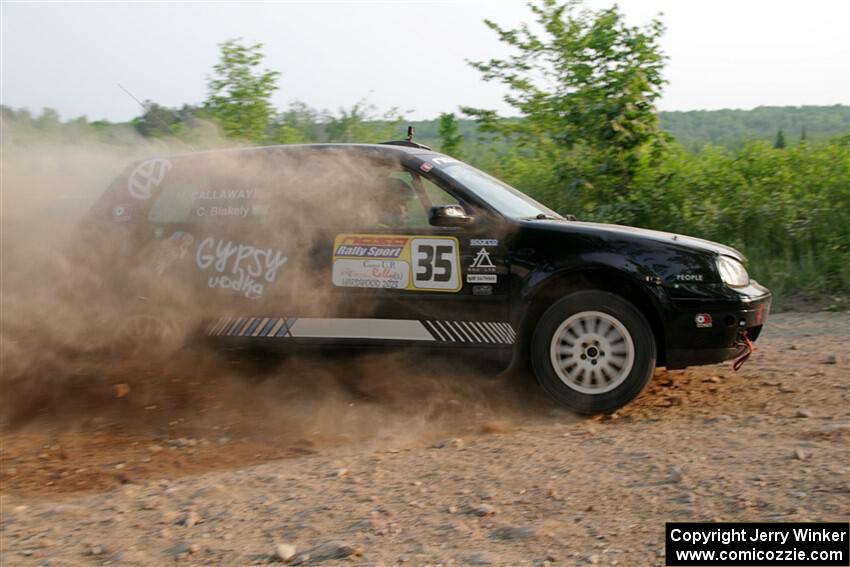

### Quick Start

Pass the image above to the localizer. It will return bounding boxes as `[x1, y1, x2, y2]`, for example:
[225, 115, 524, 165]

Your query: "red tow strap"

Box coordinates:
[733, 331, 754, 371]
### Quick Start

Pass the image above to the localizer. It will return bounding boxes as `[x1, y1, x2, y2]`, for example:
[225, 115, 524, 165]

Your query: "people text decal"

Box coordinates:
[333, 234, 461, 292]
[127, 158, 172, 200]
[675, 273, 704, 282]
[196, 237, 288, 299]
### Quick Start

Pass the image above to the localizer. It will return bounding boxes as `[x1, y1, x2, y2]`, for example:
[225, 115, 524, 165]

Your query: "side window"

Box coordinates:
[282, 165, 462, 231]
[381, 175, 459, 229]
[421, 178, 459, 207]
[371, 172, 428, 229]
[402, 177, 461, 229]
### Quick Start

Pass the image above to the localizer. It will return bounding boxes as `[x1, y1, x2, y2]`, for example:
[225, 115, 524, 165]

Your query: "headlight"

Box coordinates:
[716, 256, 749, 287]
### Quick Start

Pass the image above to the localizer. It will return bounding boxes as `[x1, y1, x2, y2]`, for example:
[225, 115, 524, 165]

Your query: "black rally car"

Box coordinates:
[80, 141, 771, 413]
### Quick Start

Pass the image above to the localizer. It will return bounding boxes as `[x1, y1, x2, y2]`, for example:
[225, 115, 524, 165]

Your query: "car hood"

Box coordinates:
[523, 219, 746, 262]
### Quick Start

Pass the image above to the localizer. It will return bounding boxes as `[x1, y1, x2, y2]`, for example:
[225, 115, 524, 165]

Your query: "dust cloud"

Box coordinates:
[0, 120, 555, 458]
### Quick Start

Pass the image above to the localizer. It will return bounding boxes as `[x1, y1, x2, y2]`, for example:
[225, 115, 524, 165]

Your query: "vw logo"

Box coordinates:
[127, 158, 172, 200]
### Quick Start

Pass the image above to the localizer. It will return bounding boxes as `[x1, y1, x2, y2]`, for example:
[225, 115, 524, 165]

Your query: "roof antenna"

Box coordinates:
[117, 83, 184, 140]
[377, 126, 432, 150]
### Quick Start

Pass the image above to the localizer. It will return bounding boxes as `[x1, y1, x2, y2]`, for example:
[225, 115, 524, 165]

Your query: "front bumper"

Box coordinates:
[664, 281, 771, 370]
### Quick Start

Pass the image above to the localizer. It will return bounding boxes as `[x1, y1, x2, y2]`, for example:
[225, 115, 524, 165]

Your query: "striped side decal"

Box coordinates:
[205, 317, 516, 344]
[250, 317, 271, 337]
[486, 322, 511, 344]
[258, 318, 279, 337]
[423, 320, 516, 345]
[424, 320, 447, 341]
[207, 316, 230, 336]
[472, 322, 499, 344]
[206, 316, 293, 338]
[225, 317, 245, 336]
[276, 318, 296, 337]
[435, 320, 458, 342]
[451, 322, 470, 342]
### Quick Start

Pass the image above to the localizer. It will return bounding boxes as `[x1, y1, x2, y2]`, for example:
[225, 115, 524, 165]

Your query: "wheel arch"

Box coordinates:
[514, 267, 667, 368]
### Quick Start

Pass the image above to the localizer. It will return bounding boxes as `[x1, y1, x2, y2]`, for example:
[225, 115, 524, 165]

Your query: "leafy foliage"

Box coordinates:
[463, 0, 668, 199]
[204, 39, 280, 142]
[270, 102, 320, 144]
[321, 100, 405, 143]
[132, 102, 202, 139]
[773, 128, 786, 149]
[437, 113, 464, 157]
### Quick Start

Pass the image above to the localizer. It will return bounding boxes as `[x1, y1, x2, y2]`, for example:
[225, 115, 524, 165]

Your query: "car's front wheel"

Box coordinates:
[531, 290, 656, 414]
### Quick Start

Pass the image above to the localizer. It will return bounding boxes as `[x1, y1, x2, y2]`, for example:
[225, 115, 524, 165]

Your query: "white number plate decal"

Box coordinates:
[411, 238, 460, 291]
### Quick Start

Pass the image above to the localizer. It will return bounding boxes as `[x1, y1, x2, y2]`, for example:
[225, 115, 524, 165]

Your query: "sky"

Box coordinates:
[1, 0, 848, 122]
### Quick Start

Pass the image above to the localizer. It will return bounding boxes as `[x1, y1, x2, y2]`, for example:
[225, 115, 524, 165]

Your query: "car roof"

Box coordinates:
[149, 143, 440, 162]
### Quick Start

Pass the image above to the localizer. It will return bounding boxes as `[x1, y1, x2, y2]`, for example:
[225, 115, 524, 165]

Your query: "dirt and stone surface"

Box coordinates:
[1, 312, 848, 566]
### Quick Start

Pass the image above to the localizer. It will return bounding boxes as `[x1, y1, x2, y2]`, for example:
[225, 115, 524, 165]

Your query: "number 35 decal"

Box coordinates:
[412, 238, 461, 291]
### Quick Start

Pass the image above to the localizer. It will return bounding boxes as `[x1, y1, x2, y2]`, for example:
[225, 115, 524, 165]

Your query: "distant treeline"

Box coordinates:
[407, 105, 849, 152]
[3, 104, 846, 152]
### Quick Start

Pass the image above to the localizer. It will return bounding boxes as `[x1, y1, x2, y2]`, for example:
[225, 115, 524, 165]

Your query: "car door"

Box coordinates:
[295, 166, 515, 348]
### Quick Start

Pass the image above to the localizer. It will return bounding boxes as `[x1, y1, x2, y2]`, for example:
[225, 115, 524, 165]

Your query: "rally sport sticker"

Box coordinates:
[333, 234, 461, 292]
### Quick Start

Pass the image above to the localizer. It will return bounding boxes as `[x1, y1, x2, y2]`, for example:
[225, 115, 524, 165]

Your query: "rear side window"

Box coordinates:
[147, 157, 271, 225]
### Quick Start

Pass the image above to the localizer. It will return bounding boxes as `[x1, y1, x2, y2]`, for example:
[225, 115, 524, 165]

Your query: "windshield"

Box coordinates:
[440, 163, 563, 220]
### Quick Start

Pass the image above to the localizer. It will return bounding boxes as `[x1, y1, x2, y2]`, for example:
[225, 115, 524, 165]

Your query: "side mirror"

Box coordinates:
[429, 205, 473, 227]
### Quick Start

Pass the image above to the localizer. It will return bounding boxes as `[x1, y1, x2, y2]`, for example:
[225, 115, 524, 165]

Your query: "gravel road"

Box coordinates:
[1, 312, 848, 566]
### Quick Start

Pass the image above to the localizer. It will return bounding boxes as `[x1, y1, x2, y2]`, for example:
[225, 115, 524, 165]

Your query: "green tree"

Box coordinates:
[463, 0, 667, 204]
[130, 102, 205, 140]
[774, 128, 786, 148]
[132, 101, 179, 138]
[437, 112, 464, 156]
[324, 101, 404, 143]
[204, 39, 280, 141]
[271, 101, 320, 144]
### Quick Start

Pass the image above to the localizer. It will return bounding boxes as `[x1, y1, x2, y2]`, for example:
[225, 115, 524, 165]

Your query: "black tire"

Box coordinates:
[531, 290, 656, 414]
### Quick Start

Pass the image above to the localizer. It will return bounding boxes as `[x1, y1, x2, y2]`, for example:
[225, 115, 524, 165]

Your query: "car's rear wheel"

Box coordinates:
[531, 290, 655, 414]
[110, 312, 189, 358]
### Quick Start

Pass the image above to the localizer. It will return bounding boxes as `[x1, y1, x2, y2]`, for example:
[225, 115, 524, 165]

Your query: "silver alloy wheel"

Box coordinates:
[549, 310, 635, 394]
